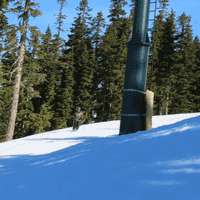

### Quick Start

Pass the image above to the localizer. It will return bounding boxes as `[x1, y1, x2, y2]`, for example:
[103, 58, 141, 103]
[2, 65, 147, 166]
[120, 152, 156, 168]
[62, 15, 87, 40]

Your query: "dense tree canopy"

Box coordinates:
[0, 0, 200, 142]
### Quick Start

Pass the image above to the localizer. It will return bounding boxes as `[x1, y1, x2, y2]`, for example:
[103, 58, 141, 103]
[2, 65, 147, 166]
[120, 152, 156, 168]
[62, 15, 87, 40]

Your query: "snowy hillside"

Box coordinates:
[0, 112, 200, 199]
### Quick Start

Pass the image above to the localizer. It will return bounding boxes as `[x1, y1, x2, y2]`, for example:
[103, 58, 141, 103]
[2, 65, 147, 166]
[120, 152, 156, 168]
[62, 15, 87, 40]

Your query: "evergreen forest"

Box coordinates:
[0, 0, 200, 142]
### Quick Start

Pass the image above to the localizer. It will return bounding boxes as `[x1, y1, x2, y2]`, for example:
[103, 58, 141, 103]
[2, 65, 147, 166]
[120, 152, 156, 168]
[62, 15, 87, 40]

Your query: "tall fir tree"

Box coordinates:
[94, 0, 130, 122]
[49, 0, 76, 130]
[55, 47, 75, 129]
[1, 0, 43, 141]
[31, 25, 61, 133]
[64, 0, 96, 125]
[128, 0, 136, 20]
[0, 25, 19, 142]
[146, 0, 170, 115]
[14, 25, 48, 138]
[54, 0, 68, 39]
[188, 36, 200, 113]
[154, 8, 179, 115]
[168, 12, 197, 114]
[1, 1, 52, 139]
[0, 0, 18, 142]
[87, 10, 107, 123]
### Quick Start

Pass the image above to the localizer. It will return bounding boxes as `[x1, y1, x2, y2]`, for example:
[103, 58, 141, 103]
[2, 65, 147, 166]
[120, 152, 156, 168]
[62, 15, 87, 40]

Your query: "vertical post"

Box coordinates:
[119, 0, 152, 136]
[144, 90, 154, 130]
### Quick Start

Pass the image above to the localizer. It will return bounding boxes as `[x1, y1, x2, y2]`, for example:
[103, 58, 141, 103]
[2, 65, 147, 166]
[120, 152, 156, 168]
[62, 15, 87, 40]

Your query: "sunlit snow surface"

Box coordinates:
[0, 112, 200, 200]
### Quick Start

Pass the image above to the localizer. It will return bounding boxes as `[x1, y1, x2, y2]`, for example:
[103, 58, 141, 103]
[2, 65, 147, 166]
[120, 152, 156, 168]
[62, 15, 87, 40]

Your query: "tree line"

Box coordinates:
[0, 0, 200, 143]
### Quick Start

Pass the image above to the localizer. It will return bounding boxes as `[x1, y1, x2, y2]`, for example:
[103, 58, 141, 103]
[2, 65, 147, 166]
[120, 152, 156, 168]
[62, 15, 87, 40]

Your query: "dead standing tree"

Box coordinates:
[5, 0, 43, 141]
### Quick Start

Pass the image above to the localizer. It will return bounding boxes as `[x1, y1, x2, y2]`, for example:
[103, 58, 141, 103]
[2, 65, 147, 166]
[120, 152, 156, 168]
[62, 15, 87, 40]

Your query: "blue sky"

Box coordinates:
[2, 0, 200, 51]
[1, 112, 200, 199]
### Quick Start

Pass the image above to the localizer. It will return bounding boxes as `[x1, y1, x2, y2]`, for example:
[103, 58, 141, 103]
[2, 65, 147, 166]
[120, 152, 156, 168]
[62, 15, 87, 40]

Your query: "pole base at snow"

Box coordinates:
[119, 90, 147, 135]
[119, 90, 154, 136]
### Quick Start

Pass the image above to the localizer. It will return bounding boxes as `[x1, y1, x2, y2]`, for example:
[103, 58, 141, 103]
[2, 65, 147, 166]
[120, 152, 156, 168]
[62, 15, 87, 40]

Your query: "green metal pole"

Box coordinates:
[119, 0, 151, 136]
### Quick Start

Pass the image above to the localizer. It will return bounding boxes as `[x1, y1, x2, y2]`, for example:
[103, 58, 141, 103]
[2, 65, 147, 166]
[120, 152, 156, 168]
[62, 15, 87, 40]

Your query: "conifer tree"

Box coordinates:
[0, 23, 19, 142]
[64, 0, 96, 125]
[31, 25, 59, 133]
[87, 10, 107, 123]
[168, 12, 197, 114]
[54, 0, 68, 39]
[52, 0, 68, 62]
[154, 8, 179, 115]
[95, 0, 135, 122]
[188, 36, 200, 113]
[6, 2, 47, 140]
[128, 0, 136, 20]
[55, 48, 75, 129]
[48, 0, 76, 130]
[146, 0, 170, 115]
[0, 0, 19, 142]
[13, 26, 48, 138]
[3, 0, 43, 141]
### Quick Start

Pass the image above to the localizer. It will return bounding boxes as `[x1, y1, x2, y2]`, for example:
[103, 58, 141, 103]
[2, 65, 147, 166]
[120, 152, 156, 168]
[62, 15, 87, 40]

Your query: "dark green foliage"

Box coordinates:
[0, 23, 20, 142]
[0, 1, 13, 141]
[189, 36, 200, 112]
[87, 10, 107, 123]
[1, 0, 200, 143]
[0, 86, 12, 142]
[54, 50, 75, 129]
[155, 8, 179, 115]
[31, 26, 60, 133]
[93, 0, 133, 122]
[168, 12, 198, 114]
[0, 0, 46, 141]
[63, 0, 97, 125]
[147, 9, 165, 115]
[147, 5, 198, 116]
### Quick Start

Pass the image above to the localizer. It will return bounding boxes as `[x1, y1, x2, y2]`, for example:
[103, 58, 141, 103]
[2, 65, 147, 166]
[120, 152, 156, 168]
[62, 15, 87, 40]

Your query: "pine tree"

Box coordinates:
[46, 0, 69, 130]
[87, 10, 107, 123]
[55, 48, 75, 129]
[168, 12, 197, 114]
[0, 30, 15, 142]
[64, 0, 96, 125]
[188, 36, 200, 113]
[128, 0, 136, 20]
[0, 23, 19, 142]
[0, 0, 19, 142]
[54, 0, 68, 39]
[96, 0, 139, 122]
[13, 26, 48, 138]
[3, 0, 43, 141]
[48, 0, 75, 130]
[146, 1, 170, 115]
[155, 8, 179, 115]
[32, 25, 59, 133]
[147, 1, 199, 116]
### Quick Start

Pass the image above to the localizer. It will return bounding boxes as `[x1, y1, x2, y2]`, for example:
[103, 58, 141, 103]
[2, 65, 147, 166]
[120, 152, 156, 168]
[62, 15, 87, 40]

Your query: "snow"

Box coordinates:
[1, 112, 200, 199]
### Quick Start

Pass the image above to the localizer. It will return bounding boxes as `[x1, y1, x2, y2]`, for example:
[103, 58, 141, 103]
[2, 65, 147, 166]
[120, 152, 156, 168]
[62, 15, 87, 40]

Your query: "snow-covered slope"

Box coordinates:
[0, 113, 200, 199]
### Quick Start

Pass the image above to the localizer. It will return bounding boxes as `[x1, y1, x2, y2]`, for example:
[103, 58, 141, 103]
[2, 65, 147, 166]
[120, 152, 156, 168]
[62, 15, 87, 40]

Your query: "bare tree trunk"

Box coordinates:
[6, 0, 30, 142]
